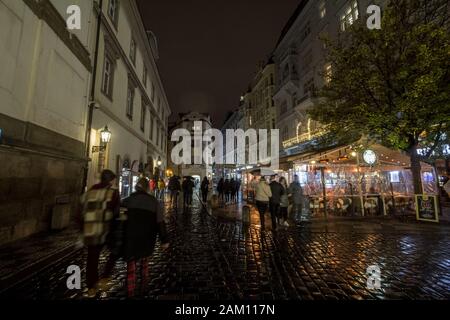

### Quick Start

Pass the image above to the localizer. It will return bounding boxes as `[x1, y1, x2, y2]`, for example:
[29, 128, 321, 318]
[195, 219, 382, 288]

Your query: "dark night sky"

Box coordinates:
[137, 0, 300, 126]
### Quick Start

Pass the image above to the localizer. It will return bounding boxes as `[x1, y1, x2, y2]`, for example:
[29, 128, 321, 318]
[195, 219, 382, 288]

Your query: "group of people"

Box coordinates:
[255, 174, 304, 230]
[217, 178, 241, 204]
[149, 177, 166, 200]
[80, 170, 169, 298]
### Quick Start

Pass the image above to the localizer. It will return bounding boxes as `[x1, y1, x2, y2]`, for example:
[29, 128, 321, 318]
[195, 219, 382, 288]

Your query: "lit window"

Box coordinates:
[389, 171, 400, 183]
[324, 63, 332, 84]
[319, 1, 326, 19]
[340, 0, 359, 31]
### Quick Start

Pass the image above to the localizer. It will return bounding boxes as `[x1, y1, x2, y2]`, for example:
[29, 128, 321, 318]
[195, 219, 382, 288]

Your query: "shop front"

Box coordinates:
[278, 143, 439, 219]
[118, 157, 144, 199]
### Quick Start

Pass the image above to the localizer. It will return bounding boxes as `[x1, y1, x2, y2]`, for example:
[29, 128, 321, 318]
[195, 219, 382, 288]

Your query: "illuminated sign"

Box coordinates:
[363, 149, 377, 165]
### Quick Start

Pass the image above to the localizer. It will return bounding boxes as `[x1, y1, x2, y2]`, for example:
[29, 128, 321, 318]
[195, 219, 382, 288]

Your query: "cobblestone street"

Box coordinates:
[1, 194, 450, 300]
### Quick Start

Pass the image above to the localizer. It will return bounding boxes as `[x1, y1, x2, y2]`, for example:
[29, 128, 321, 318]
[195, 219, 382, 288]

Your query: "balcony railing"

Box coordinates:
[282, 130, 326, 149]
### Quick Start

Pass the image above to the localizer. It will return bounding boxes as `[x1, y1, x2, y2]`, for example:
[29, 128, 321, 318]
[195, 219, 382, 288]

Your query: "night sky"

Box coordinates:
[137, 0, 300, 126]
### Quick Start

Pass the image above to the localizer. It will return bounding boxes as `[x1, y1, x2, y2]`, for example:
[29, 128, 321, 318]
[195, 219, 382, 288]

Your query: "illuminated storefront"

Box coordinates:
[278, 143, 439, 218]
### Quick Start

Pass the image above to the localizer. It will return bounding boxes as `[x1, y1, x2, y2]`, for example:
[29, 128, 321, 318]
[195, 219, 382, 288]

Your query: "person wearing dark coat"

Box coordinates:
[121, 178, 169, 297]
[269, 176, 284, 230]
[217, 178, 224, 203]
[224, 179, 231, 203]
[200, 177, 209, 203]
[168, 176, 181, 207]
[182, 177, 194, 208]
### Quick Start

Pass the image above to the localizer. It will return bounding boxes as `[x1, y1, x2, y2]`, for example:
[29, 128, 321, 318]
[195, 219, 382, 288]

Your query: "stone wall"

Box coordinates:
[0, 114, 86, 246]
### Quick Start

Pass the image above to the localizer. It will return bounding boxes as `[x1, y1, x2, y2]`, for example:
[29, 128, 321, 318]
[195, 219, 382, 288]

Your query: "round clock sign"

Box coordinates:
[363, 149, 377, 165]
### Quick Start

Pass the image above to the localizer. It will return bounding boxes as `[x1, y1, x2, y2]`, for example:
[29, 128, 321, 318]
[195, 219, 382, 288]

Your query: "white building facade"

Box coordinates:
[86, 0, 171, 198]
[0, 0, 171, 245]
[168, 112, 212, 181]
[273, 0, 382, 167]
[0, 0, 94, 244]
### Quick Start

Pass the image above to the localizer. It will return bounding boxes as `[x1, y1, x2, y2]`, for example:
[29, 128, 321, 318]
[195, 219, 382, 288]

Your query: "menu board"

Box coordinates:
[415, 195, 439, 222]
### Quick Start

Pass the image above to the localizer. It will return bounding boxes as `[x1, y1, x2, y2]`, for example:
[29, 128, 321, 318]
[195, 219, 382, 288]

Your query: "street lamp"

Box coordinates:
[92, 125, 111, 153]
[100, 125, 112, 144]
[157, 156, 162, 167]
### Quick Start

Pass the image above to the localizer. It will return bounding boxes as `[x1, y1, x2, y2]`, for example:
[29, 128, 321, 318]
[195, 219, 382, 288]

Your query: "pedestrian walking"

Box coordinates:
[121, 178, 169, 297]
[255, 177, 272, 230]
[168, 176, 181, 208]
[288, 175, 304, 222]
[149, 177, 157, 196]
[201, 176, 209, 203]
[80, 169, 121, 298]
[224, 179, 231, 204]
[235, 179, 241, 202]
[269, 176, 283, 230]
[230, 178, 236, 203]
[217, 178, 224, 203]
[182, 177, 194, 208]
[157, 178, 166, 201]
[279, 177, 289, 227]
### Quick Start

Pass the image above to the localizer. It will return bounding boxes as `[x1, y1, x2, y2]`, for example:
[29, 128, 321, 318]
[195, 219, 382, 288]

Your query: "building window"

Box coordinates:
[126, 81, 135, 120]
[157, 97, 161, 115]
[319, 1, 326, 19]
[101, 55, 114, 98]
[301, 21, 311, 42]
[130, 38, 136, 65]
[151, 83, 155, 102]
[282, 126, 289, 141]
[108, 0, 119, 27]
[283, 64, 290, 81]
[303, 78, 316, 97]
[324, 63, 332, 84]
[156, 125, 160, 146]
[150, 116, 154, 141]
[280, 102, 288, 115]
[143, 66, 147, 88]
[340, 0, 359, 31]
[140, 101, 146, 132]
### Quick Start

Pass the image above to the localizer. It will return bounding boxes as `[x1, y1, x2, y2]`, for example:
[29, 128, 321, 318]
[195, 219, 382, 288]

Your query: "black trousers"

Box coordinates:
[201, 189, 208, 202]
[256, 201, 269, 228]
[86, 245, 116, 289]
[279, 207, 288, 220]
[184, 191, 192, 206]
[269, 202, 280, 229]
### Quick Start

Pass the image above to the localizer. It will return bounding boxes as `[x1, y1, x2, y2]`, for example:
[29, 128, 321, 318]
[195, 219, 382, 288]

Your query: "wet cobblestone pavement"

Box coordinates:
[1, 194, 449, 300]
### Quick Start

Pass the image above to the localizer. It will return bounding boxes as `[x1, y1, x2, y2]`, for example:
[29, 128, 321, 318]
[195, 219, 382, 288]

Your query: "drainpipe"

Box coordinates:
[82, 0, 104, 193]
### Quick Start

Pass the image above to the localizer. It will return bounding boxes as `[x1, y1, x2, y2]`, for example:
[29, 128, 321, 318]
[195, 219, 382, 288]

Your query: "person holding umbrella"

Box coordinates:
[255, 176, 272, 230]
[168, 176, 181, 208]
